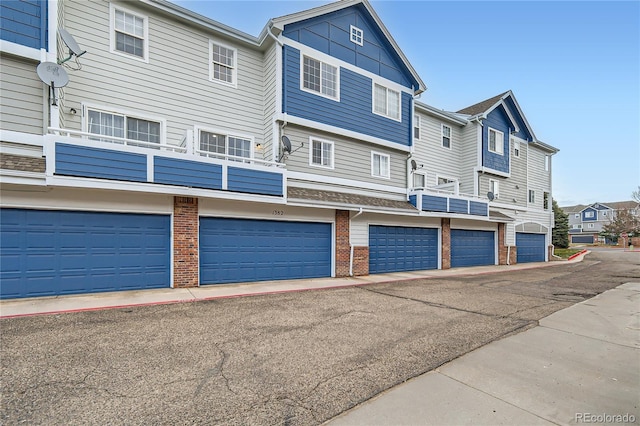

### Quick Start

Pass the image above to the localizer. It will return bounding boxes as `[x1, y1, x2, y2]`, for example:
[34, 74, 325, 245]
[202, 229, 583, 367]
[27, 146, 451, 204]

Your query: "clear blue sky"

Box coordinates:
[173, 0, 640, 206]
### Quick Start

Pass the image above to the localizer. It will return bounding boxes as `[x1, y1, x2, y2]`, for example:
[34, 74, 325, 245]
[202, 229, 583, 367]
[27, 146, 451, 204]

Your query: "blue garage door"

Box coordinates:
[571, 235, 594, 244]
[199, 218, 331, 284]
[516, 233, 546, 263]
[369, 225, 438, 274]
[451, 229, 495, 267]
[0, 209, 171, 299]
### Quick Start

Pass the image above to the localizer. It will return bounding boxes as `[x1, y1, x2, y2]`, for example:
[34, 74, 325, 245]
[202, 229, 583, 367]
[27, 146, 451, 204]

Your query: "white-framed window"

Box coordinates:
[85, 106, 162, 145]
[488, 128, 504, 155]
[302, 55, 338, 100]
[489, 179, 499, 199]
[603, 211, 608, 216]
[373, 83, 400, 121]
[110, 4, 148, 62]
[528, 189, 535, 203]
[587, 223, 595, 229]
[575, 213, 580, 218]
[350, 25, 363, 46]
[513, 138, 520, 158]
[209, 40, 237, 86]
[197, 127, 253, 162]
[371, 151, 390, 179]
[413, 173, 425, 189]
[309, 138, 334, 169]
[543, 192, 549, 209]
[585, 211, 594, 218]
[545, 155, 550, 172]
[442, 124, 451, 149]
[414, 115, 420, 140]
[572, 224, 582, 230]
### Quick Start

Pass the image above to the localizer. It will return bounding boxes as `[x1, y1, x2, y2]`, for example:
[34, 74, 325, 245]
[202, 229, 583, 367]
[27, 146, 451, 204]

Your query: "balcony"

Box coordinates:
[44, 128, 285, 197]
[409, 188, 489, 217]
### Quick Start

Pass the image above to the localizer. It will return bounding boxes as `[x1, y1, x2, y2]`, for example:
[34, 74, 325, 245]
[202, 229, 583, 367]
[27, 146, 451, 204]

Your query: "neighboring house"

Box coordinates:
[0, 0, 558, 300]
[563, 201, 640, 244]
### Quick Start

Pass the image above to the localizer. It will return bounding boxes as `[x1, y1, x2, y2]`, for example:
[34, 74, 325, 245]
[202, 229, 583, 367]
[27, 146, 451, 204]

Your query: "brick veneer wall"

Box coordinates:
[173, 196, 199, 288]
[335, 210, 350, 277]
[441, 218, 451, 269]
[498, 223, 507, 265]
[0, 153, 45, 172]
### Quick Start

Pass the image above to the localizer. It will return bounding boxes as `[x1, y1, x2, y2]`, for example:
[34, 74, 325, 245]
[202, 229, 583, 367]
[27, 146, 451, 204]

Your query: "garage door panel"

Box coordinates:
[369, 225, 438, 274]
[451, 230, 495, 267]
[0, 209, 170, 299]
[200, 218, 332, 285]
[516, 233, 546, 263]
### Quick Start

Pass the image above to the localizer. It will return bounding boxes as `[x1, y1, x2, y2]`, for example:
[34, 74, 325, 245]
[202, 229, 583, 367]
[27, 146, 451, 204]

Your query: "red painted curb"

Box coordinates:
[567, 249, 588, 261]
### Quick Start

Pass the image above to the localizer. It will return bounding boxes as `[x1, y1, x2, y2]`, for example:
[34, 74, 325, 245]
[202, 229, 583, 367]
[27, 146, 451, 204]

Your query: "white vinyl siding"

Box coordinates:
[302, 55, 338, 100]
[488, 128, 504, 155]
[527, 146, 552, 211]
[62, 1, 266, 150]
[110, 4, 148, 62]
[371, 152, 390, 179]
[0, 54, 45, 134]
[210, 41, 236, 86]
[373, 83, 400, 121]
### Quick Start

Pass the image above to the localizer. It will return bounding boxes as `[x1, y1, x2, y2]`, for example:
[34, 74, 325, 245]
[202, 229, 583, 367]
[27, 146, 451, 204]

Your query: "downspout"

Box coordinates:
[349, 208, 364, 276]
[506, 244, 511, 265]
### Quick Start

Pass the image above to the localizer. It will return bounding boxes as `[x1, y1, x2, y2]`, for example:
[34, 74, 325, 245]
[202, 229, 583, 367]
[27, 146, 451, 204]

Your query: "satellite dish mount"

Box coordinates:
[36, 62, 69, 106]
[487, 192, 495, 201]
[58, 28, 86, 65]
[278, 135, 303, 162]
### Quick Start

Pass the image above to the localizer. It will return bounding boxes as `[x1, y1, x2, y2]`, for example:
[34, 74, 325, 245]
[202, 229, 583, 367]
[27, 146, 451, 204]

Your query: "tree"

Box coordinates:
[552, 199, 569, 248]
[600, 208, 640, 242]
[633, 186, 640, 203]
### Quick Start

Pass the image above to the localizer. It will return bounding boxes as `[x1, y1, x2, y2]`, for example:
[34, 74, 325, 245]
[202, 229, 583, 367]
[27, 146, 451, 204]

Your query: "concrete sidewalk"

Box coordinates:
[328, 282, 640, 426]
[0, 254, 586, 318]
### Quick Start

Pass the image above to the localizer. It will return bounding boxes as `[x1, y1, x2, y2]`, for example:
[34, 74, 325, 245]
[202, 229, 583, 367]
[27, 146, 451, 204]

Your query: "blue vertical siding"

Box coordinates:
[0, 0, 47, 49]
[482, 105, 511, 174]
[55, 143, 148, 183]
[284, 46, 411, 146]
[582, 207, 597, 221]
[227, 167, 283, 196]
[503, 96, 533, 141]
[282, 4, 416, 88]
[154, 157, 222, 190]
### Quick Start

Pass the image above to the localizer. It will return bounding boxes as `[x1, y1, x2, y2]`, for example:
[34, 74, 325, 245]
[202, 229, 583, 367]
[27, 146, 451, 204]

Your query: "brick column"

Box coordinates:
[335, 210, 350, 277]
[173, 196, 199, 288]
[441, 218, 451, 269]
[498, 223, 507, 265]
[352, 246, 369, 276]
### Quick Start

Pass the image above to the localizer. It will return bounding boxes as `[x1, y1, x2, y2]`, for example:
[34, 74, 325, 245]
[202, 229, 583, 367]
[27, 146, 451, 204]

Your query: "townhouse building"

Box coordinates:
[0, 0, 558, 299]
[563, 201, 640, 244]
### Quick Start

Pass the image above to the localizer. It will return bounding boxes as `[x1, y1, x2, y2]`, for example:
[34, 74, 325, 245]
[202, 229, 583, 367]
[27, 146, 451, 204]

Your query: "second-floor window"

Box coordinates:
[371, 152, 390, 178]
[413, 173, 425, 188]
[588, 223, 595, 229]
[543, 192, 549, 209]
[585, 211, 594, 218]
[373, 83, 400, 121]
[414, 115, 420, 139]
[529, 189, 535, 204]
[309, 138, 334, 168]
[489, 179, 499, 198]
[111, 5, 147, 61]
[488, 128, 504, 155]
[199, 129, 252, 161]
[442, 124, 451, 149]
[87, 108, 161, 144]
[302, 56, 338, 100]
[210, 41, 237, 86]
[513, 139, 520, 158]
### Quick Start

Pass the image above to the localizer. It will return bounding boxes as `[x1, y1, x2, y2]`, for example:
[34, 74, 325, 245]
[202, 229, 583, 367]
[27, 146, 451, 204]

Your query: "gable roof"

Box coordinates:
[562, 200, 639, 214]
[270, 0, 426, 94]
[457, 92, 509, 116]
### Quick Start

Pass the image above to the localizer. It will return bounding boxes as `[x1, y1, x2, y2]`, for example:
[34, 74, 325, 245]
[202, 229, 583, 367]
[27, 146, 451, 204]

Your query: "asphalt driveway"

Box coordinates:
[1, 250, 638, 425]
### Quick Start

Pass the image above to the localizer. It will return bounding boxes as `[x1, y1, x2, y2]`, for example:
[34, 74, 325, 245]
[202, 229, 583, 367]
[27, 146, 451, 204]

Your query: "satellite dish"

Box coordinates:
[281, 135, 292, 154]
[487, 191, 495, 201]
[411, 159, 417, 171]
[58, 28, 86, 65]
[37, 62, 69, 87]
[36, 62, 69, 106]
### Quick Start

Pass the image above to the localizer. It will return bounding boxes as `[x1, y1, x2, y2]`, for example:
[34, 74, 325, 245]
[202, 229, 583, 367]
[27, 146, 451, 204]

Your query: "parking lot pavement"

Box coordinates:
[1, 250, 638, 425]
[329, 281, 640, 426]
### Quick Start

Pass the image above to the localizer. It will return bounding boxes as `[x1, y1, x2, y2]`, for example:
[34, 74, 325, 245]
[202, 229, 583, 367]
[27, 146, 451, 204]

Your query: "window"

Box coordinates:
[309, 138, 334, 168]
[545, 155, 550, 172]
[413, 173, 425, 188]
[414, 115, 420, 140]
[603, 211, 608, 216]
[371, 152, 390, 178]
[87, 108, 161, 145]
[302, 56, 338, 99]
[489, 179, 499, 199]
[350, 25, 363, 46]
[588, 223, 595, 229]
[513, 139, 520, 158]
[373, 83, 400, 120]
[528, 189, 535, 204]
[543, 192, 549, 209]
[572, 224, 582, 229]
[488, 128, 504, 155]
[210, 41, 236, 86]
[585, 211, 594, 218]
[442, 124, 451, 149]
[575, 214, 580, 219]
[111, 5, 147, 61]
[199, 129, 252, 161]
